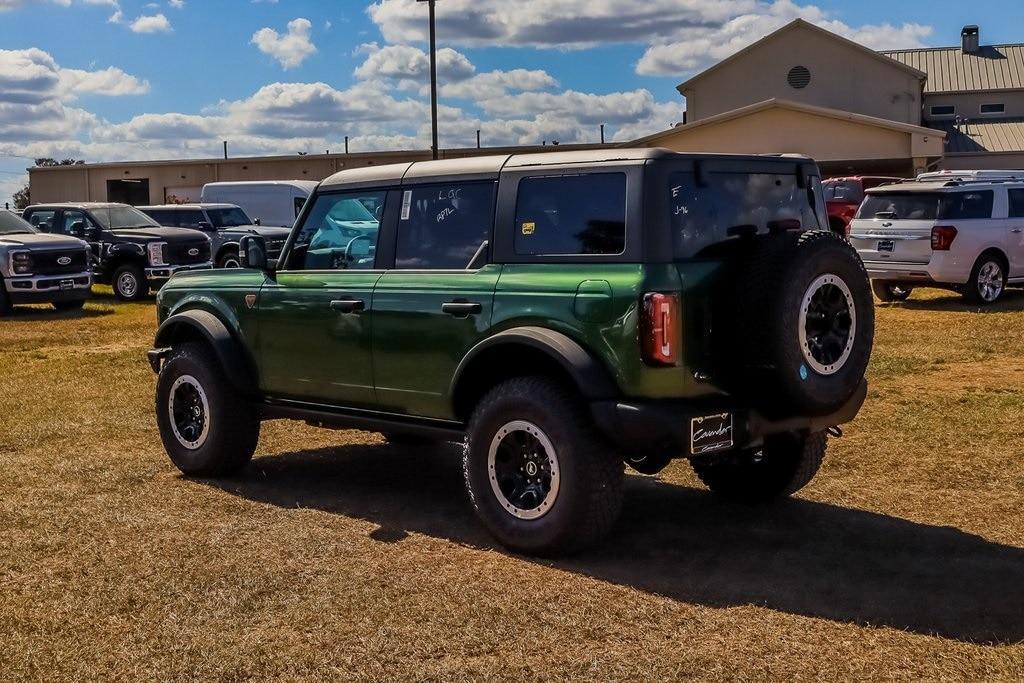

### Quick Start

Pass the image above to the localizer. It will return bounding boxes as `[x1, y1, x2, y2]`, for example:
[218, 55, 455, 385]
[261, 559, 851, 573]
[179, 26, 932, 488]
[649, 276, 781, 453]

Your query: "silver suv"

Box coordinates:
[0, 209, 92, 315]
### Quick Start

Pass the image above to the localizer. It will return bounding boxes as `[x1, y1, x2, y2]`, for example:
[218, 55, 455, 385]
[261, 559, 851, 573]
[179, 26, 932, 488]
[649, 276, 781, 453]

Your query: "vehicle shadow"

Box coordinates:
[891, 288, 1024, 313]
[201, 444, 1024, 645]
[4, 306, 113, 320]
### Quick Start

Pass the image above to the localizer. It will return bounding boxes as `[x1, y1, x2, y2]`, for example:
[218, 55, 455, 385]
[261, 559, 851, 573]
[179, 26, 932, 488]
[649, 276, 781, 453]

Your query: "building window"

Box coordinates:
[787, 65, 811, 89]
[930, 105, 956, 118]
[980, 103, 1005, 116]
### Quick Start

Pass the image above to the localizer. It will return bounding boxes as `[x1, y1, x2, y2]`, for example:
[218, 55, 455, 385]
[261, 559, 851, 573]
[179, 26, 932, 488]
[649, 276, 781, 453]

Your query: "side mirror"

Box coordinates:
[197, 221, 213, 230]
[85, 226, 101, 241]
[70, 221, 86, 238]
[239, 234, 269, 270]
[253, 218, 261, 226]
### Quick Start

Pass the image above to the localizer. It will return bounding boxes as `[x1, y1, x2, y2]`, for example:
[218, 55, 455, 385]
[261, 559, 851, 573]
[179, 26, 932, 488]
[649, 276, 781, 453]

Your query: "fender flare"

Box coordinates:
[450, 326, 619, 404]
[153, 309, 258, 396]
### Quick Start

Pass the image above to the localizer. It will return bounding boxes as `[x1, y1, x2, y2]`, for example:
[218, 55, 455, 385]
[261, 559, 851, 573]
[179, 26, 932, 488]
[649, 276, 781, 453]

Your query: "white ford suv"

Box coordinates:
[849, 170, 1024, 304]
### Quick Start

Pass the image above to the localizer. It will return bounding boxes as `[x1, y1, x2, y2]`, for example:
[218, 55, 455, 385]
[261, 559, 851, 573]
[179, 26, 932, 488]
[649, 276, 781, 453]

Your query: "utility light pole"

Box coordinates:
[417, 0, 439, 160]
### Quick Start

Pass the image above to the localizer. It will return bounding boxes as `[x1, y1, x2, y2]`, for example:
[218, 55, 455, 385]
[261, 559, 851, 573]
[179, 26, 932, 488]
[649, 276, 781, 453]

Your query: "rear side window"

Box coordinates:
[1009, 189, 1024, 218]
[670, 171, 824, 257]
[396, 182, 494, 269]
[514, 174, 626, 256]
[26, 209, 57, 232]
[857, 191, 994, 221]
[824, 180, 864, 204]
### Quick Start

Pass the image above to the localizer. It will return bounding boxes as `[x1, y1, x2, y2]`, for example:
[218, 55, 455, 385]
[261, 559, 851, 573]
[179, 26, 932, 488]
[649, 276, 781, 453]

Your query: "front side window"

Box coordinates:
[174, 210, 207, 228]
[515, 174, 626, 256]
[294, 196, 307, 218]
[206, 207, 252, 228]
[287, 190, 386, 271]
[670, 171, 824, 257]
[396, 182, 494, 269]
[1009, 189, 1024, 218]
[59, 210, 88, 236]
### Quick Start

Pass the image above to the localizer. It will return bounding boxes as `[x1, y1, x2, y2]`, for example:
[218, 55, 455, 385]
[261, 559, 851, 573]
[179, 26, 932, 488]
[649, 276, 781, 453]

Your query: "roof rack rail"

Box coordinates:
[916, 169, 1024, 183]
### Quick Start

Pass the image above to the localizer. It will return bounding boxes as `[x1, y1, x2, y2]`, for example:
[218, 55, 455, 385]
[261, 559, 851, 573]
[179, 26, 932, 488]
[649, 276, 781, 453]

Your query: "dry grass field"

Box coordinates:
[1, 288, 1023, 681]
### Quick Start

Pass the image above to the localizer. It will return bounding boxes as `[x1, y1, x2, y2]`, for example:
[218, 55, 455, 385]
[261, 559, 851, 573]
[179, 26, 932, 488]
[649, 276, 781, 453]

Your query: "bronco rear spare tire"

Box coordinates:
[728, 230, 873, 416]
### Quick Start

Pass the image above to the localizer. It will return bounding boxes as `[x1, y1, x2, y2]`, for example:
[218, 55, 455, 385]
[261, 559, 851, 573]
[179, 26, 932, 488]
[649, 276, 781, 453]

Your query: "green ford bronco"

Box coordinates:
[149, 149, 874, 556]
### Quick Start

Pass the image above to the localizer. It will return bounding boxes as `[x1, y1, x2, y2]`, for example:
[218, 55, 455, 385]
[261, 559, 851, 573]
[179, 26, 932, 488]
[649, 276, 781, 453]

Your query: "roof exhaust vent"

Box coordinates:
[962, 25, 980, 54]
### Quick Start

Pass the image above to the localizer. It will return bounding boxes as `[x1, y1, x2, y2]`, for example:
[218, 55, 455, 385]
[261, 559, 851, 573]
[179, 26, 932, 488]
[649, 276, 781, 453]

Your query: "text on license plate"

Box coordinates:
[59, 279, 74, 291]
[690, 412, 734, 455]
[877, 240, 895, 253]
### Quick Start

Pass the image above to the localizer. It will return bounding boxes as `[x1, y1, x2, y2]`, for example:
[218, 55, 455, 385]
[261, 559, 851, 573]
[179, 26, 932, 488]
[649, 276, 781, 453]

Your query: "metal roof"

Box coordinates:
[882, 44, 1024, 94]
[933, 118, 1024, 154]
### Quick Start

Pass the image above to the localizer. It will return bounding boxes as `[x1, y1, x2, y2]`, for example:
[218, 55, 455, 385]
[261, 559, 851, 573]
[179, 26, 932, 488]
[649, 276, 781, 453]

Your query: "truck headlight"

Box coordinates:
[147, 242, 167, 266]
[11, 251, 32, 275]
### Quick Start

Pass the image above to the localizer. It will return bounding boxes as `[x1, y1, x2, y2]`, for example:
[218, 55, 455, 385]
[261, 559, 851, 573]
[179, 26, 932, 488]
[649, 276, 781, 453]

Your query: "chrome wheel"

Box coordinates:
[487, 420, 560, 520]
[168, 375, 210, 450]
[220, 256, 241, 269]
[117, 271, 139, 299]
[799, 273, 857, 376]
[976, 261, 1004, 303]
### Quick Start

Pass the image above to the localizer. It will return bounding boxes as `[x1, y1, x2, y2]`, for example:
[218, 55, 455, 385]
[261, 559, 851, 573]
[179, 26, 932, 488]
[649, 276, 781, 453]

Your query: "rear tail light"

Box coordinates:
[641, 292, 681, 366]
[931, 226, 958, 251]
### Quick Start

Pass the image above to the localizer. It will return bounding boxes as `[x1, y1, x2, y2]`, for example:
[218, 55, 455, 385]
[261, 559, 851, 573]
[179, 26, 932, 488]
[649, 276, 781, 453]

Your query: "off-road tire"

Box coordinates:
[727, 230, 874, 417]
[963, 252, 1007, 305]
[217, 248, 241, 269]
[53, 299, 86, 312]
[112, 263, 148, 301]
[156, 342, 259, 477]
[691, 431, 827, 502]
[463, 376, 623, 556]
[871, 281, 913, 302]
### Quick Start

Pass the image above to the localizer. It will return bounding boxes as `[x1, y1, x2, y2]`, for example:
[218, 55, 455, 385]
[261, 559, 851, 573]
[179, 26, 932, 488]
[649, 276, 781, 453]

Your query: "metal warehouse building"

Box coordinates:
[30, 20, 1024, 204]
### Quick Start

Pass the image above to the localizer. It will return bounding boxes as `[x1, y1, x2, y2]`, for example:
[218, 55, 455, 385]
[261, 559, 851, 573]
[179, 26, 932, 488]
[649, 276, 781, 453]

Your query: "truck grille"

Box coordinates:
[167, 240, 210, 265]
[31, 249, 89, 275]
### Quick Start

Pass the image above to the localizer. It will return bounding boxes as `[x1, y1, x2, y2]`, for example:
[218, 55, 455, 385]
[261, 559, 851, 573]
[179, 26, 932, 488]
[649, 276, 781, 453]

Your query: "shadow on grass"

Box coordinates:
[202, 444, 1024, 645]
[887, 288, 1024, 313]
[4, 305, 113, 320]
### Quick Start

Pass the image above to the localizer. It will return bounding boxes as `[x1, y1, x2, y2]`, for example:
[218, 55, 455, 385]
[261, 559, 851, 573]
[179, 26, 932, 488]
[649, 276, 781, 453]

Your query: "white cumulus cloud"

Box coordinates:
[251, 18, 317, 69]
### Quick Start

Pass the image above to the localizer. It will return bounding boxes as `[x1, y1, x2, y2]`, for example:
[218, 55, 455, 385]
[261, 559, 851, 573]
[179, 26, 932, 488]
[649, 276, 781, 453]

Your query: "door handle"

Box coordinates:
[441, 301, 482, 317]
[330, 298, 365, 314]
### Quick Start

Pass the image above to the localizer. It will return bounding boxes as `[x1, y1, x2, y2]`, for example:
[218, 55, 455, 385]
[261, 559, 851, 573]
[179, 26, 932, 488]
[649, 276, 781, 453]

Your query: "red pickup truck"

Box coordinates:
[823, 176, 902, 237]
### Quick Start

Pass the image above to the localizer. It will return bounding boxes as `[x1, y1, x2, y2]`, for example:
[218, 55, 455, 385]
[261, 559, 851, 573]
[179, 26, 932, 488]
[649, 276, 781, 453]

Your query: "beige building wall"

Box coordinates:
[923, 90, 1024, 121]
[682, 23, 923, 125]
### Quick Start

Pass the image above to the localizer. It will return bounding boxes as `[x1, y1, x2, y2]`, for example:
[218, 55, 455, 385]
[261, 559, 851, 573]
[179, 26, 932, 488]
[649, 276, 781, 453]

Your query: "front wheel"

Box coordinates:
[112, 264, 148, 301]
[217, 249, 241, 269]
[156, 342, 260, 477]
[963, 254, 1007, 305]
[691, 431, 827, 503]
[871, 281, 913, 302]
[0, 280, 11, 317]
[464, 377, 623, 556]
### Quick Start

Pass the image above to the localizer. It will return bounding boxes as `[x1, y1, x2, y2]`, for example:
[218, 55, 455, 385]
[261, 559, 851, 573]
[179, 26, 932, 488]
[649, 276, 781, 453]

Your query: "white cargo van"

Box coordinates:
[200, 181, 318, 229]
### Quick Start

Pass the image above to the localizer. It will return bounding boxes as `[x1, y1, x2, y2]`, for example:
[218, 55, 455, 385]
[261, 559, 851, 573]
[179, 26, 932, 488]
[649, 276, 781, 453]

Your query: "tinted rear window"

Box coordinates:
[515, 173, 626, 256]
[670, 171, 825, 257]
[824, 180, 864, 203]
[857, 190, 994, 221]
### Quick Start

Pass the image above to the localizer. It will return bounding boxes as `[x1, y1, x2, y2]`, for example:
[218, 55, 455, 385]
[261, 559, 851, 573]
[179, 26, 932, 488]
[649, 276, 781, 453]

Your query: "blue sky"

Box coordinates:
[1, 0, 1023, 206]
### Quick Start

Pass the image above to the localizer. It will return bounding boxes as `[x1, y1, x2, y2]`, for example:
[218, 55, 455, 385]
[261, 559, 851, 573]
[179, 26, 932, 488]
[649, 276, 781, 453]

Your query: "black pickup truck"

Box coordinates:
[23, 203, 213, 301]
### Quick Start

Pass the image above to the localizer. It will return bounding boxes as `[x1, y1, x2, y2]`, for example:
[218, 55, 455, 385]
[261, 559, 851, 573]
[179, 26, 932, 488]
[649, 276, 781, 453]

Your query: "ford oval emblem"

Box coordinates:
[187, 248, 200, 257]
[57, 256, 72, 266]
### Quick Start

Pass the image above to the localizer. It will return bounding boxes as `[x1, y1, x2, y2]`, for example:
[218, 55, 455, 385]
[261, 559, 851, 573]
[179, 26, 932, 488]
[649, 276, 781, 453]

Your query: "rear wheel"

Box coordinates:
[963, 253, 1007, 305]
[112, 264, 148, 301]
[691, 431, 827, 502]
[464, 376, 623, 556]
[156, 342, 260, 477]
[871, 281, 914, 302]
[53, 299, 86, 312]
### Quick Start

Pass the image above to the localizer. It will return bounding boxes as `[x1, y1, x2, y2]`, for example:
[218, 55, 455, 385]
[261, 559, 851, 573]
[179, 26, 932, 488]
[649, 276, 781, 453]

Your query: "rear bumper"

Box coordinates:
[146, 261, 213, 282]
[4, 271, 92, 304]
[591, 380, 867, 457]
[862, 252, 970, 286]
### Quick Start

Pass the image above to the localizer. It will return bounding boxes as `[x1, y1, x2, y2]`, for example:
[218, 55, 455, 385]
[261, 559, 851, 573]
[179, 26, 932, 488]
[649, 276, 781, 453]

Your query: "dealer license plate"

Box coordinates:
[877, 239, 895, 253]
[690, 412, 734, 455]
[59, 279, 74, 291]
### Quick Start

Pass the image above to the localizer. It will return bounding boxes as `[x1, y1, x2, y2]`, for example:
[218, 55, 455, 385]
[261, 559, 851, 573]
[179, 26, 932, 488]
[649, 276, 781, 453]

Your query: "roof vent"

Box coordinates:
[787, 65, 811, 89]
[962, 25, 980, 54]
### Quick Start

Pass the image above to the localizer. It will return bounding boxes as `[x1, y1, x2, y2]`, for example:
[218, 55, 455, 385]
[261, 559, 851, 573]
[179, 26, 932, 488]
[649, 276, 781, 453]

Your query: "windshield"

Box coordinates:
[92, 206, 161, 230]
[0, 211, 36, 235]
[823, 180, 864, 204]
[206, 207, 253, 228]
[857, 190, 994, 221]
